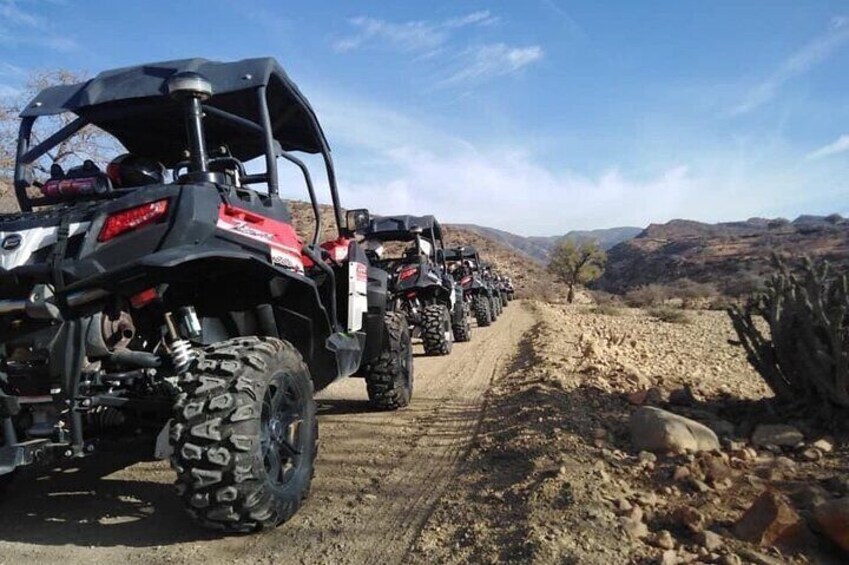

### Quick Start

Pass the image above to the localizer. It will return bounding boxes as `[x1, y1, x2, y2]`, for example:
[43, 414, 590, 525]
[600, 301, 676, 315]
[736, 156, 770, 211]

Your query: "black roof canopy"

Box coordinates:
[364, 214, 443, 242]
[20, 57, 329, 166]
[444, 246, 479, 261]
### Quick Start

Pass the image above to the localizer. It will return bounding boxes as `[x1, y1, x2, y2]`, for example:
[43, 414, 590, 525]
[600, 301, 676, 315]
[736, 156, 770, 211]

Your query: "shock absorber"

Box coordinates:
[164, 311, 196, 374]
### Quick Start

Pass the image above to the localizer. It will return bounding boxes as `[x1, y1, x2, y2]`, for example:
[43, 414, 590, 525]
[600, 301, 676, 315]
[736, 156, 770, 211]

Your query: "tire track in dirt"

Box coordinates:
[0, 302, 534, 565]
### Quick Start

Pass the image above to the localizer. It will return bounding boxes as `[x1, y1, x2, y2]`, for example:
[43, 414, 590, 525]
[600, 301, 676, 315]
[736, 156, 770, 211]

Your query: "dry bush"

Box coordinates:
[624, 284, 671, 307]
[592, 303, 624, 316]
[670, 278, 719, 308]
[646, 305, 691, 324]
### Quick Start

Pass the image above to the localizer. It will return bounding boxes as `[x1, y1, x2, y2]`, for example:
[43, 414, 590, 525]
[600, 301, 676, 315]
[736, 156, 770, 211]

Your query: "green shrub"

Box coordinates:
[624, 284, 671, 307]
[728, 257, 849, 414]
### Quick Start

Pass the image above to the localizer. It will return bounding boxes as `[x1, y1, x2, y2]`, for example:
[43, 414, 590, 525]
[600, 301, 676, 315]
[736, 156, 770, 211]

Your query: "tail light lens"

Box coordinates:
[399, 266, 418, 281]
[98, 199, 169, 242]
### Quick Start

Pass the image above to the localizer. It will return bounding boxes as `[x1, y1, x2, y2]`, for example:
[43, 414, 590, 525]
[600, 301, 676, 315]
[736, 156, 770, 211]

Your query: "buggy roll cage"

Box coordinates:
[362, 215, 448, 271]
[11, 58, 344, 247]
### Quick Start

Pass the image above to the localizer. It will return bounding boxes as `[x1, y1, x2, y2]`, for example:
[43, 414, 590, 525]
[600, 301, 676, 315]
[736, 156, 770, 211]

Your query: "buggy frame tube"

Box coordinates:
[256, 86, 279, 196]
[15, 115, 90, 212]
[279, 151, 322, 246]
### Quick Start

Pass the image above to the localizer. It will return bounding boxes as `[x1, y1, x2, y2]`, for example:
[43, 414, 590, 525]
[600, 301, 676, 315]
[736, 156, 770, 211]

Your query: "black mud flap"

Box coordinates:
[326, 331, 365, 379]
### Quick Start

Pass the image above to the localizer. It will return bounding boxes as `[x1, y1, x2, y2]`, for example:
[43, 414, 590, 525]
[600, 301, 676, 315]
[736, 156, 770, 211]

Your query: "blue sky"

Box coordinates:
[1, 0, 848, 235]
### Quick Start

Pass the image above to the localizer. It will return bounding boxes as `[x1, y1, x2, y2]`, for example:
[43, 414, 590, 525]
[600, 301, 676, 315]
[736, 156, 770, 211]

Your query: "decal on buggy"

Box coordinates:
[217, 204, 304, 273]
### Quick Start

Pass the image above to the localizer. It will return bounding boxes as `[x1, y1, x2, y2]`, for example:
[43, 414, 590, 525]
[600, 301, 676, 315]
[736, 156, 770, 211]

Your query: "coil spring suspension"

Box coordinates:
[165, 312, 196, 374]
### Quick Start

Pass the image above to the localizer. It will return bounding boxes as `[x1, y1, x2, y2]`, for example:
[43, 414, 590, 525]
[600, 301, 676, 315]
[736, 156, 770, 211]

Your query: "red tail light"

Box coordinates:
[399, 266, 418, 281]
[98, 199, 169, 242]
[460, 275, 472, 286]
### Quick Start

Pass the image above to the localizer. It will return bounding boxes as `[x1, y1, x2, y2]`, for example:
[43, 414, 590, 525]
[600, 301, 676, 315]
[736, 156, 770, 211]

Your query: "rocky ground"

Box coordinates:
[412, 300, 849, 564]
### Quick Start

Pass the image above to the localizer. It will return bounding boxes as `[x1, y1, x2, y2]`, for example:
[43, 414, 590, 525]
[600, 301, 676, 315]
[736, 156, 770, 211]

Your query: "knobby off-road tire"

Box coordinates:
[361, 312, 413, 410]
[502, 292, 511, 306]
[452, 303, 472, 342]
[474, 295, 492, 327]
[490, 295, 500, 320]
[422, 303, 454, 356]
[171, 336, 317, 533]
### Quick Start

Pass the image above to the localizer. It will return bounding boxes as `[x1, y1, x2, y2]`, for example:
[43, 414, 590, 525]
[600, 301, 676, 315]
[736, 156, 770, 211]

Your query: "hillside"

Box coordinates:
[596, 214, 849, 294]
[448, 223, 641, 263]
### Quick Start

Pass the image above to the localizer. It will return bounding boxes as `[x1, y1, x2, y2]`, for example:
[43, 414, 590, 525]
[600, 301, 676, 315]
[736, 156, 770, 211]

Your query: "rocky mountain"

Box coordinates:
[447, 223, 641, 263]
[596, 214, 849, 294]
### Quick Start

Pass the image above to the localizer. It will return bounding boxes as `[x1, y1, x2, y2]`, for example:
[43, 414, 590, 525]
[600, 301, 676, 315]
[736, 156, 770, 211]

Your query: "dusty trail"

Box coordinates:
[0, 302, 534, 565]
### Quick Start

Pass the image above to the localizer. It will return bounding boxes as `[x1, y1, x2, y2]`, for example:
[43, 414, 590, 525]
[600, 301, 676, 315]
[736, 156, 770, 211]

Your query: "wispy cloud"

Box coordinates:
[334, 11, 498, 53]
[0, 0, 79, 52]
[805, 134, 849, 160]
[440, 43, 544, 87]
[731, 16, 849, 116]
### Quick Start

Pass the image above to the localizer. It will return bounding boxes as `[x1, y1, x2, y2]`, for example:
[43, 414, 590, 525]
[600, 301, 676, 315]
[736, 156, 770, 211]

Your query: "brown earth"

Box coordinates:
[413, 301, 849, 564]
[0, 302, 534, 565]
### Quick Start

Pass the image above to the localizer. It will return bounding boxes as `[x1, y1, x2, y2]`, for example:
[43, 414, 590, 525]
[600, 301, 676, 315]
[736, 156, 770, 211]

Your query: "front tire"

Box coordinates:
[452, 303, 472, 342]
[361, 312, 413, 409]
[474, 295, 492, 327]
[171, 336, 317, 533]
[422, 303, 454, 355]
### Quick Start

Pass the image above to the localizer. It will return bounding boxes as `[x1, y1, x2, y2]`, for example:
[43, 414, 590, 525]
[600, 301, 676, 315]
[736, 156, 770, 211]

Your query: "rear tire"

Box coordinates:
[474, 295, 492, 327]
[171, 336, 317, 533]
[361, 312, 413, 410]
[490, 296, 500, 320]
[452, 303, 472, 342]
[422, 303, 454, 355]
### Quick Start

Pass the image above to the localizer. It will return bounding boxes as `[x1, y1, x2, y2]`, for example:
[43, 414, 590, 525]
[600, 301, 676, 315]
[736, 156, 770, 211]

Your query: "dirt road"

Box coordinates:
[0, 302, 533, 565]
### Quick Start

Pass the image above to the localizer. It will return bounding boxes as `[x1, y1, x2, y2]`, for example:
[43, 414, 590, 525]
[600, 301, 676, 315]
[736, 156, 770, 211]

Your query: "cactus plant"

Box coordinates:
[727, 257, 849, 413]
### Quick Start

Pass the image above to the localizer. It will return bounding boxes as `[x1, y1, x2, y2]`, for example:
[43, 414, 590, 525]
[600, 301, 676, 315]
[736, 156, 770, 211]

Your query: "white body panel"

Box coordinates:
[347, 261, 369, 332]
[0, 222, 90, 271]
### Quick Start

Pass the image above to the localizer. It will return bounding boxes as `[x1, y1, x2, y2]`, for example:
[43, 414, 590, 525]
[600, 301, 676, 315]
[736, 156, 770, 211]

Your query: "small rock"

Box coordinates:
[698, 530, 723, 551]
[620, 516, 648, 539]
[669, 386, 697, 406]
[615, 497, 633, 513]
[659, 549, 678, 565]
[734, 491, 805, 547]
[812, 437, 834, 453]
[649, 529, 676, 550]
[800, 447, 822, 462]
[627, 505, 644, 522]
[813, 497, 849, 552]
[639, 451, 658, 464]
[720, 555, 741, 565]
[673, 465, 691, 482]
[689, 478, 712, 493]
[673, 506, 705, 533]
[751, 424, 804, 448]
[630, 407, 720, 453]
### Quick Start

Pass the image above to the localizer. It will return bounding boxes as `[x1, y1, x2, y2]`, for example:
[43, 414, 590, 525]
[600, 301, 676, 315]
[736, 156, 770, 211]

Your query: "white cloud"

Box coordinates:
[282, 87, 830, 235]
[334, 11, 497, 53]
[805, 134, 849, 160]
[440, 43, 544, 87]
[731, 17, 849, 115]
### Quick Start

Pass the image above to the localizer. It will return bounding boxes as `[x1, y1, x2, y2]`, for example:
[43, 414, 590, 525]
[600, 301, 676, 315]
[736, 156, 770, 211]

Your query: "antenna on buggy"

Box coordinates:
[168, 71, 213, 177]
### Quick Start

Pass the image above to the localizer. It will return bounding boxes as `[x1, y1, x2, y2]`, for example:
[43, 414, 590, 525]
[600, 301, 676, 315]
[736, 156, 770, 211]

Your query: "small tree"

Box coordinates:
[1, 69, 113, 208]
[547, 239, 607, 303]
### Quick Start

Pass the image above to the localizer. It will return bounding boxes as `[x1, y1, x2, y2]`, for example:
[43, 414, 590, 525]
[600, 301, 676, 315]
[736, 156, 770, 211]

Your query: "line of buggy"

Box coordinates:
[0, 57, 516, 533]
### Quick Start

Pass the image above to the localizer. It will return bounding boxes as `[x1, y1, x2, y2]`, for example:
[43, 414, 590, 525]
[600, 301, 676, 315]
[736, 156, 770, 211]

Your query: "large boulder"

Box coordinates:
[630, 406, 720, 453]
[813, 497, 849, 553]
